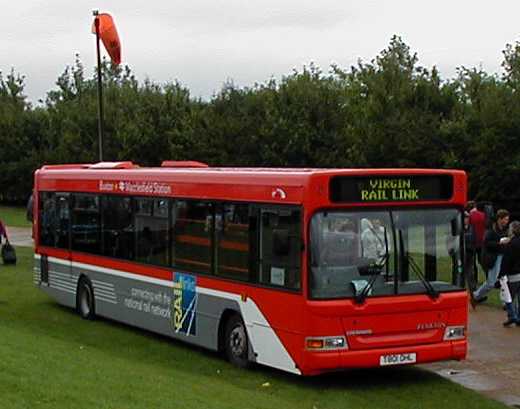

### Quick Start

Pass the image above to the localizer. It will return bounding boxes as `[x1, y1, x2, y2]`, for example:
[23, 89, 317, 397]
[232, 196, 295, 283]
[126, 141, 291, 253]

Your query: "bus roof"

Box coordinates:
[35, 163, 466, 206]
[38, 162, 464, 178]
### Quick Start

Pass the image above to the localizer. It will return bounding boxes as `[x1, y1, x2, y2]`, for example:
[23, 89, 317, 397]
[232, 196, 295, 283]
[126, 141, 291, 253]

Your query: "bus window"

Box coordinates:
[39, 192, 70, 249]
[309, 208, 463, 299]
[394, 208, 464, 292]
[258, 207, 301, 290]
[39, 192, 55, 247]
[310, 211, 395, 299]
[102, 196, 134, 260]
[172, 200, 213, 274]
[55, 194, 70, 249]
[216, 203, 250, 281]
[71, 194, 101, 254]
[135, 198, 169, 266]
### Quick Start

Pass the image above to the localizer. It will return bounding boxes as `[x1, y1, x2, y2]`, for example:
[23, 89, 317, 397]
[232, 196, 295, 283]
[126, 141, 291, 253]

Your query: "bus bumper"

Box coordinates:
[300, 340, 467, 375]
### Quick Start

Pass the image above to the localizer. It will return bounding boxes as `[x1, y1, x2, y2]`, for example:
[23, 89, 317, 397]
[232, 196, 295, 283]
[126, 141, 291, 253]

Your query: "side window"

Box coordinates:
[39, 192, 56, 247]
[259, 207, 301, 290]
[39, 192, 70, 249]
[55, 194, 70, 249]
[135, 197, 169, 266]
[72, 194, 101, 254]
[216, 203, 251, 281]
[172, 200, 213, 274]
[102, 196, 134, 260]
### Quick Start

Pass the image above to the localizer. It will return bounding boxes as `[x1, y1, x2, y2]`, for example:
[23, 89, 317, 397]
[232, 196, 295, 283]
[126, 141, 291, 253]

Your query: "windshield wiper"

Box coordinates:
[354, 252, 390, 305]
[406, 253, 439, 299]
[398, 230, 439, 299]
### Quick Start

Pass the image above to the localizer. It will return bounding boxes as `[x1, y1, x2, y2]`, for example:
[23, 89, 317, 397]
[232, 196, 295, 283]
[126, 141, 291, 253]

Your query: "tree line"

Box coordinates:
[1, 36, 520, 210]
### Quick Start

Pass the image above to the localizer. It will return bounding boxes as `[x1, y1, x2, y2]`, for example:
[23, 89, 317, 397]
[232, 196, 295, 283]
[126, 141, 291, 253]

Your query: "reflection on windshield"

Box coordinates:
[310, 208, 463, 299]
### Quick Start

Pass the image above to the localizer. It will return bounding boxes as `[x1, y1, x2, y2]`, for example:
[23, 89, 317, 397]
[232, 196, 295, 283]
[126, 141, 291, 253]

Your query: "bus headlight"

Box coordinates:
[443, 326, 465, 341]
[306, 336, 348, 350]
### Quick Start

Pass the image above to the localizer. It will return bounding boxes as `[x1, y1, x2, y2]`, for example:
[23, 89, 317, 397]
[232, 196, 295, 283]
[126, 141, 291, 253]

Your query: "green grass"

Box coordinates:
[0, 205, 31, 228]
[0, 247, 508, 409]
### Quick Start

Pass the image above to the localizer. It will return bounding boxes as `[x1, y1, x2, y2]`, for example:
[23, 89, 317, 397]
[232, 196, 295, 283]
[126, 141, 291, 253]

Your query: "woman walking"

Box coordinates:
[498, 220, 520, 327]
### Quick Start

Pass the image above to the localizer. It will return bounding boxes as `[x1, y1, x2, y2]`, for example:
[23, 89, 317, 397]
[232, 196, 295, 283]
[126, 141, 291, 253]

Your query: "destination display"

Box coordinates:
[330, 175, 453, 202]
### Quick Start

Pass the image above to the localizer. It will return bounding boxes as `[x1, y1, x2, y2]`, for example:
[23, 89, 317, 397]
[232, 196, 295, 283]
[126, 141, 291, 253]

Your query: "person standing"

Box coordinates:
[469, 201, 487, 279]
[361, 218, 386, 261]
[472, 209, 510, 305]
[498, 220, 520, 326]
[0, 219, 8, 245]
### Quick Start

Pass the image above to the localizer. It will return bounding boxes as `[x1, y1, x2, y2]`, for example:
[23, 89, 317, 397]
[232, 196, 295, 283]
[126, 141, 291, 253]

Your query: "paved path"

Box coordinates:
[9, 227, 520, 406]
[7, 226, 33, 247]
[422, 305, 520, 407]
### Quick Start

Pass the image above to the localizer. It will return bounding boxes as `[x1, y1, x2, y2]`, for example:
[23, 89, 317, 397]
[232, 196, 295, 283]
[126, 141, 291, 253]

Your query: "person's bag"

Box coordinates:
[499, 276, 512, 304]
[1, 240, 17, 265]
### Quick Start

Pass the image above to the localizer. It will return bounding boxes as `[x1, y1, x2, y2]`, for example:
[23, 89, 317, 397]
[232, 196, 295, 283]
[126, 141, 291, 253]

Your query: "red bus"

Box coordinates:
[32, 162, 468, 375]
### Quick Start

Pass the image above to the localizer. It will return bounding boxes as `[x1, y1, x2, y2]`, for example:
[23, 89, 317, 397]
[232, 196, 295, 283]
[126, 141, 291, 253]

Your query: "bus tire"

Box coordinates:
[224, 314, 250, 368]
[77, 277, 95, 320]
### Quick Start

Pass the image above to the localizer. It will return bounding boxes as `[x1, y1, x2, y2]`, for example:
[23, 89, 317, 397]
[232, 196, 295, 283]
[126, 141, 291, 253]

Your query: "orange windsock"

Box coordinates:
[92, 13, 121, 65]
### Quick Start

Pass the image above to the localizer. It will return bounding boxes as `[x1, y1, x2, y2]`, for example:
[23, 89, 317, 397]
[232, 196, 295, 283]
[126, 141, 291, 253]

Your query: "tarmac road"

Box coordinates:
[422, 306, 520, 407]
[6, 226, 33, 247]
[9, 227, 520, 407]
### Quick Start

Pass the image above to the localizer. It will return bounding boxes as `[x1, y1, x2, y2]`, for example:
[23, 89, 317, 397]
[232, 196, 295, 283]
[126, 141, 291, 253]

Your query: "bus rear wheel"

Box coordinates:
[224, 314, 250, 368]
[77, 277, 95, 320]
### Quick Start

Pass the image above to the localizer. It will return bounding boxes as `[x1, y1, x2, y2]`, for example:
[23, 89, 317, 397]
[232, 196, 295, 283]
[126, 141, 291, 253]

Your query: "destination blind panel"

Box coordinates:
[329, 175, 453, 203]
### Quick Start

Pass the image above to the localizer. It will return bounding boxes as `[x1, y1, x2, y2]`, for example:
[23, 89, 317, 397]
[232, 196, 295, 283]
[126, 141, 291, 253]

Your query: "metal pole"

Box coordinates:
[93, 10, 104, 162]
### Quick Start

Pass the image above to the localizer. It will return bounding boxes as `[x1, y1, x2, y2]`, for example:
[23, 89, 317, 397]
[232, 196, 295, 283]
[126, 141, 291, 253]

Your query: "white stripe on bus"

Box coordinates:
[91, 280, 115, 290]
[92, 288, 117, 300]
[49, 283, 75, 295]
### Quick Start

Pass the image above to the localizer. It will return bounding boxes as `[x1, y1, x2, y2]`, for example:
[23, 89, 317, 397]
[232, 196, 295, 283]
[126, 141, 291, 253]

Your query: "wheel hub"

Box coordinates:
[230, 326, 246, 356]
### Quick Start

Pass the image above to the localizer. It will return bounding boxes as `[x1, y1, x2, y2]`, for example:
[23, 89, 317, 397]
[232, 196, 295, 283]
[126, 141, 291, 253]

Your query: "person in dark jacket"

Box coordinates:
[26, 192, 34, 222]
[472, 209, 510, 305]
[498, 220, 520, 326]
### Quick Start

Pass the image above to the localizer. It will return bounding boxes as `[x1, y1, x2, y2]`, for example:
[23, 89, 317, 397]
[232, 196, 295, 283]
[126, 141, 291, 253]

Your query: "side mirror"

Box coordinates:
[26, 194, 34, 222]
[272, 229, 290, 256]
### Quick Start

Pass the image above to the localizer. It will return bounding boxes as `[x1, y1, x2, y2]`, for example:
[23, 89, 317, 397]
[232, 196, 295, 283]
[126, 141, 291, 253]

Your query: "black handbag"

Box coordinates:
[2, 241, 17, 264]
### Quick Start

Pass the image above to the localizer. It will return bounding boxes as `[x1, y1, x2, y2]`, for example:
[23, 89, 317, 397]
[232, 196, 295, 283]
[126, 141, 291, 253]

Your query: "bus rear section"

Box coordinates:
[299, 176, 468, 375]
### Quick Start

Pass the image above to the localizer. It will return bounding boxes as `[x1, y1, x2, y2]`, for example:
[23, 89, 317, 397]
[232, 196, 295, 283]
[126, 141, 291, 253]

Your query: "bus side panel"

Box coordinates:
[46, 260, 241, 352]
[35, 255, 303, 374]
[89, 271, 241, 351]
[35, 255, 76, 309]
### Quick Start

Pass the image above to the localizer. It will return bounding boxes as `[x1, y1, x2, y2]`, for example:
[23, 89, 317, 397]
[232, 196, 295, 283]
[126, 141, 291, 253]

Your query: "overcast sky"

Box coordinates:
[2, 1, 520, 103]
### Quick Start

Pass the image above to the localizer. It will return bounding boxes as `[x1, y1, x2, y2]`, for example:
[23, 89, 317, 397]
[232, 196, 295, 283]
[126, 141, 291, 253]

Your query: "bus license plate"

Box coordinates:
[380, 353, 416, 366]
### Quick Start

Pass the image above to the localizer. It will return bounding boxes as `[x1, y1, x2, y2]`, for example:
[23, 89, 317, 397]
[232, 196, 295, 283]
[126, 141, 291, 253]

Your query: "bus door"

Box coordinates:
[38, 192, 72, 284]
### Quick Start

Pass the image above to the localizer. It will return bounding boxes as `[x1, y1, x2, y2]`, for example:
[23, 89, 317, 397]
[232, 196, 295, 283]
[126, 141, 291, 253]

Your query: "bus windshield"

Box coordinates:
[309, 208, 464, 299]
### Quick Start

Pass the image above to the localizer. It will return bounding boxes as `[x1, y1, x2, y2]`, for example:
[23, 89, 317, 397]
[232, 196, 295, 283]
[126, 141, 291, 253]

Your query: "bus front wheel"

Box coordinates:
[224, 314, 250, 368]
[77, 277, 95, 320]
